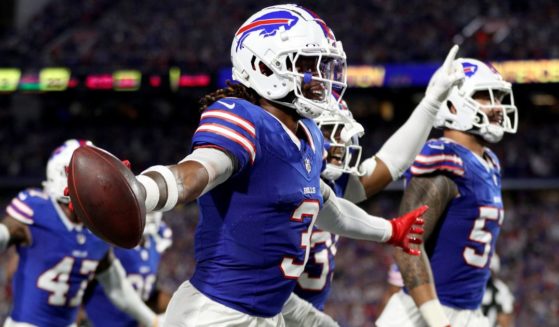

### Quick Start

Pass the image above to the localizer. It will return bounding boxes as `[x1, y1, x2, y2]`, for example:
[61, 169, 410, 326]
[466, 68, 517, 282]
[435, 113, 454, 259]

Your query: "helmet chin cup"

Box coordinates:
[479, 124, 504, 143]
[321, 164, 344, 181]
[294, 96, 329, 119]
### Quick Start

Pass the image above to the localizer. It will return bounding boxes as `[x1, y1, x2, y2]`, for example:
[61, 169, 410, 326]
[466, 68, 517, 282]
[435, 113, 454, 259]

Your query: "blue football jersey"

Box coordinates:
[404, 138, 504, 309]
[84, 224, 172, 327]
[293, 174, 349, 310]
[6, 189, 109, 326]
[189, 98, 325, 317]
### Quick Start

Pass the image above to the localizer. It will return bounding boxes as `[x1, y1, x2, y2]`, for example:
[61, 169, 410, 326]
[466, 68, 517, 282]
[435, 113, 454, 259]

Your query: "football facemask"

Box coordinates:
[435, 58, 518, 143]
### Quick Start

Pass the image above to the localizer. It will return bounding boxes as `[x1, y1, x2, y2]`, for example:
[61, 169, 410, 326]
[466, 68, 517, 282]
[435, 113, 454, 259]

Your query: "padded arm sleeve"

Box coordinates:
[180, 147, 234, 196]
[375, 97, 440, 180]
[96, 259, 156, 326]
[317, 181, 392, 242]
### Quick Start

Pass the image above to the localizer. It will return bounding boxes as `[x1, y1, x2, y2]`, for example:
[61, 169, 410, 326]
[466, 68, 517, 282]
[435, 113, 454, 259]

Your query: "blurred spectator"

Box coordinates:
[1, 0, 559, 70]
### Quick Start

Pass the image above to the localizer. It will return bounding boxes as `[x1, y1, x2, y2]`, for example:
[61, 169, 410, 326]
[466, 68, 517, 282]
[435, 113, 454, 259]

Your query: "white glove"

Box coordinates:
[425, 45, 465, 103]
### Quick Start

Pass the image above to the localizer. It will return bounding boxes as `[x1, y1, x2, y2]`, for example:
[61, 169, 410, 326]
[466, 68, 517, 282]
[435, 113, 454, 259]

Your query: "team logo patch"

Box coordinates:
[304, 157, 312, 173]
[235, 10, 299, 51]
[462, 62, 478, 77]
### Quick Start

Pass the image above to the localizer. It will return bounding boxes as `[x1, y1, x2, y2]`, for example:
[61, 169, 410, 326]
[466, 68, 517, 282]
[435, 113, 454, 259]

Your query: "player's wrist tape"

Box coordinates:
[0, 223, 10, 252]
[419, 299, 450, 327]
[138, 165, 179, 212]
[136, 175, 160, 212]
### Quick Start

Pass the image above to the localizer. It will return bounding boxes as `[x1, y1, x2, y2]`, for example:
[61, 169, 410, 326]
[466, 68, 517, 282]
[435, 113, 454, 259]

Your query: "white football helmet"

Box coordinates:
[434, 58, 518, 143]
[316, 95, 364, 180]
[231, 4, 347, 119]
[43, 139, 93, 203]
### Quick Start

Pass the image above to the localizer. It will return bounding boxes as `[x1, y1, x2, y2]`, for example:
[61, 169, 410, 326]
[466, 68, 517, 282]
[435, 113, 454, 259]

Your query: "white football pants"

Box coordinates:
[376, 290, 490, 327]
[163, 280, 285, 327]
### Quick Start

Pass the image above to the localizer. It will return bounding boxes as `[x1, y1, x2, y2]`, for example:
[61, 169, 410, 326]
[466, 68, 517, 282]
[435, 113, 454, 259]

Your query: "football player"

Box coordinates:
[82, 212, 172, 326]
[75, 5, 461, 326]
[288, 49, 466, 318]
[0, 140, 160, 327]
[377, 58, 518, 327]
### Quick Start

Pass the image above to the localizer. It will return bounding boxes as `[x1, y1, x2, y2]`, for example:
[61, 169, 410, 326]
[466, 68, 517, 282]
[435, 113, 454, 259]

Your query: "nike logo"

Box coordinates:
[217, 101, 235, 110]
[427, 143, 444, 150]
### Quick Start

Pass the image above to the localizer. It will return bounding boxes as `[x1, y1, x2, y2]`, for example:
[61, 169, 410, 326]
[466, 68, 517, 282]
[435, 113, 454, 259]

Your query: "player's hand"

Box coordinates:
[424, 45, 465, 103]
[387, 205, 427, 255]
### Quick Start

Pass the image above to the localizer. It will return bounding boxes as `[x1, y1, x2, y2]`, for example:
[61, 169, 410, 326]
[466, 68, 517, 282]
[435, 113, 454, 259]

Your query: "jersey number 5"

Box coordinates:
[280, 200, 320, 279]
[463, 206, 504, 268]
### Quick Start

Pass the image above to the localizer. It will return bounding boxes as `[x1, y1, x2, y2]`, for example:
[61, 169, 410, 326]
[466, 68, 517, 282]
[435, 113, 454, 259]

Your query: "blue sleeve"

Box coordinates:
[5, 189, 49, 225]
[405, 139, 465, 180]
[192, 98, 257, 173]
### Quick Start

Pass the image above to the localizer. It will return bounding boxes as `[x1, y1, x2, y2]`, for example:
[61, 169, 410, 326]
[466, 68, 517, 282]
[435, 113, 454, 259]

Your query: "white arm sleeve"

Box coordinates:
[282, 293, 340, 327]
[317, 181, 392, 242]
[342, 174, 367, 204]
[96, 259, 155, 326]
[180, 147, 235, 196]
[375, 97, 440, 180]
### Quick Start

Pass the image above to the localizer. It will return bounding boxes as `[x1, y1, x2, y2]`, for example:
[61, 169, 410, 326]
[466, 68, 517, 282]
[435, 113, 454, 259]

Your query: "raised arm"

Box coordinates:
[358, 45, 465, 198]
[394, 175, 458, 327]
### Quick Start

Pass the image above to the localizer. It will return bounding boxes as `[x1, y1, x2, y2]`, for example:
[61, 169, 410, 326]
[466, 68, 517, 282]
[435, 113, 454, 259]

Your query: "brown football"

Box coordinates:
[67, 146, 146, 249]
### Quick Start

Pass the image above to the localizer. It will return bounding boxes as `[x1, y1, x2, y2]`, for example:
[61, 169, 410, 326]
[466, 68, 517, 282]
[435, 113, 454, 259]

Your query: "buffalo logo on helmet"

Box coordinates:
[462, 62, 478, 77]
[235, 10, 299, 51]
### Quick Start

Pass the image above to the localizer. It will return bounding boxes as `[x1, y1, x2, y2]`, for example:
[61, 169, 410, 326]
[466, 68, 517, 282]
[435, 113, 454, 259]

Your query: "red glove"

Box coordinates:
[387, 205, 427, 256]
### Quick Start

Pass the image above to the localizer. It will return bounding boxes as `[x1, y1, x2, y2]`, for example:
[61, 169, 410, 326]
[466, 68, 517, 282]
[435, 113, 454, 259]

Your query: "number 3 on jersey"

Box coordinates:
[281, 200, 320, 279]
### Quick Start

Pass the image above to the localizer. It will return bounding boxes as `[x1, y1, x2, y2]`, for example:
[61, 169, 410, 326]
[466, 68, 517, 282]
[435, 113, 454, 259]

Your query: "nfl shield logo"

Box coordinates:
[304, 157, 312, 173]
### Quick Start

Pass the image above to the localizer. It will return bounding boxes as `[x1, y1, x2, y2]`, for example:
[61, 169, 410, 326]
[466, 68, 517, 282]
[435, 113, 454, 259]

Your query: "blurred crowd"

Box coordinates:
[1, 89, 559, 186]
[1, 0, 559, 71]
[2, 190, 558, 326]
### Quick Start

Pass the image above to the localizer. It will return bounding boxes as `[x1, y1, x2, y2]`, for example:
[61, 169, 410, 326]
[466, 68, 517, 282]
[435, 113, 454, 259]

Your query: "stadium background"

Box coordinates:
[1, 0, 558, 326]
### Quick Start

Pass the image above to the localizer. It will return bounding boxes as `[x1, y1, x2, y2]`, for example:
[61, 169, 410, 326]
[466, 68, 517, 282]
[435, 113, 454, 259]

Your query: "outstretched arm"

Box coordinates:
[358, 45, 465, 198]
[394, 175, 458, 327]
[137, 147, 235, 212]
[95, 250, 159, 327]
[316, 181, 425, 255]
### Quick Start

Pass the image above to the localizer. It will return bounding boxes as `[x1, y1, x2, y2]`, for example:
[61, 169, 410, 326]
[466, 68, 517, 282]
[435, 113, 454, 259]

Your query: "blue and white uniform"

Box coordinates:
[189, 98, 326, 317]
[83, 224, 172, 327]
[6, 189, 109, 327]
[293, 174, 350, 310]
[405, 138, 504, 309]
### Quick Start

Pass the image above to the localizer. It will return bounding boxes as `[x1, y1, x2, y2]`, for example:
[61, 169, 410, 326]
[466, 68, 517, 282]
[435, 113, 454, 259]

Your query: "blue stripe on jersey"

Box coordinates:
[193, 99, 257, 172]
